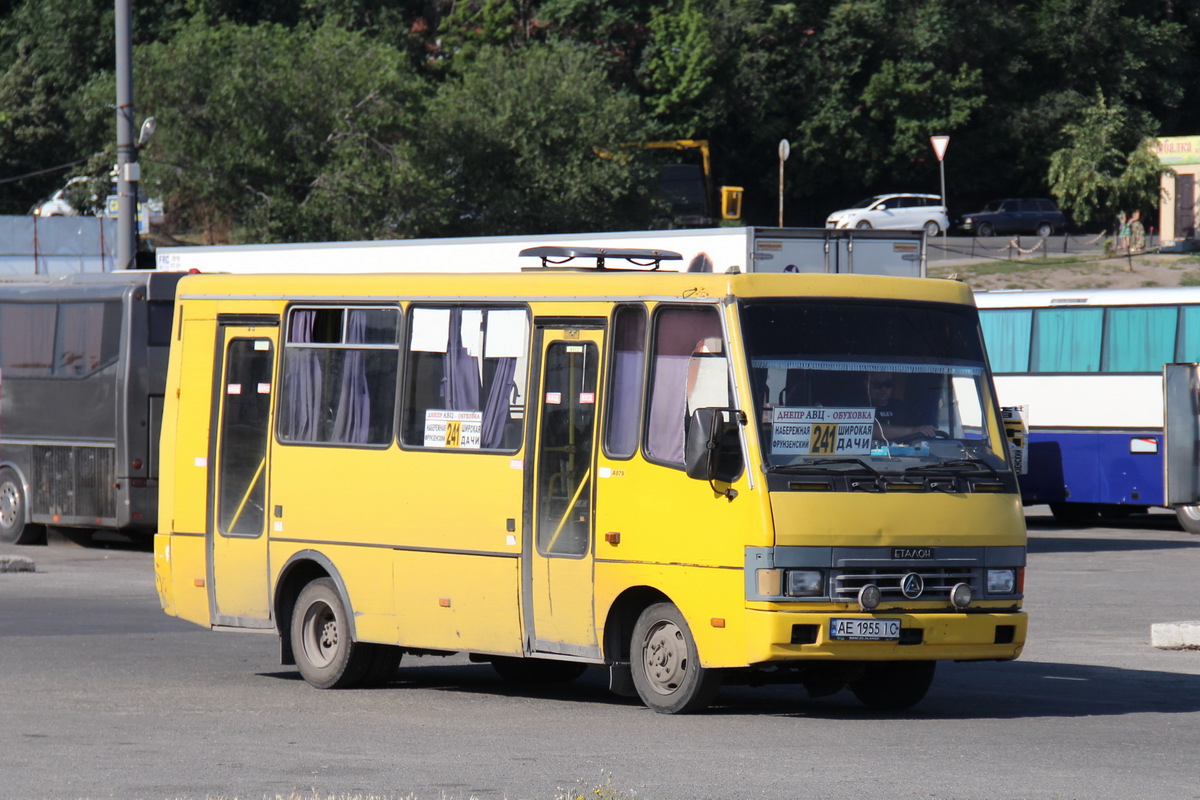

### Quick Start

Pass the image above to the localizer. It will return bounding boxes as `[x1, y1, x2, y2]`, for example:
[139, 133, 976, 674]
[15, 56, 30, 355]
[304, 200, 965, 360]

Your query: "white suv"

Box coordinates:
[826, 193, 948, 237]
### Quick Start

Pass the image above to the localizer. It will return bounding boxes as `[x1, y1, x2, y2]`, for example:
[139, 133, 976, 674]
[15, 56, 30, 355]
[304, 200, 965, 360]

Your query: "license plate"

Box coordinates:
[830, 618, 901, 641]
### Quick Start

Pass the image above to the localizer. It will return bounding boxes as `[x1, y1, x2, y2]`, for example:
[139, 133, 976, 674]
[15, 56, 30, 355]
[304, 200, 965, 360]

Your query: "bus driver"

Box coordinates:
[868, 373, 938, 440]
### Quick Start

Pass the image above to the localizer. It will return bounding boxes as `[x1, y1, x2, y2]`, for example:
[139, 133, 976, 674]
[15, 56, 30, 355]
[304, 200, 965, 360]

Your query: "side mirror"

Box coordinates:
[685, 408, 724, 481]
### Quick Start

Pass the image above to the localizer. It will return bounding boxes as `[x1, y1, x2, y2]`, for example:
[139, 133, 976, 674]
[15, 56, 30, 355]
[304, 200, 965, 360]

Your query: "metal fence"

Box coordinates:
[0, 216, 118, 275]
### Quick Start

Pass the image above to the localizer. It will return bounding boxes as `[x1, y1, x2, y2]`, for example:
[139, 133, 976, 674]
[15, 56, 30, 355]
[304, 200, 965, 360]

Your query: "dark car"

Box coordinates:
[959, 198, 1067, 237]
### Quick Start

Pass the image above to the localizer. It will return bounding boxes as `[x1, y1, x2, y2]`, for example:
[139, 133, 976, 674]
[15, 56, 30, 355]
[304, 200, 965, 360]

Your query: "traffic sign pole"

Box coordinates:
[930, 136, 950, 241]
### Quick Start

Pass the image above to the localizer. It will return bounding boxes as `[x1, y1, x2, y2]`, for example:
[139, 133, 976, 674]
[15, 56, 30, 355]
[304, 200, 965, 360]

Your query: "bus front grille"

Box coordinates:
[32, 445, 116, 522]
[832, 567, 982, 602]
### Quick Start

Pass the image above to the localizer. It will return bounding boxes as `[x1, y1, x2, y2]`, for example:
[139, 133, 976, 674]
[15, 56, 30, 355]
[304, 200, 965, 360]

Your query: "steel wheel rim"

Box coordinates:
[301, 601, 339, 669]
[642, 619, 688, 695]
[1181, 504, 1200, 521]
[0, 482, 18, 530]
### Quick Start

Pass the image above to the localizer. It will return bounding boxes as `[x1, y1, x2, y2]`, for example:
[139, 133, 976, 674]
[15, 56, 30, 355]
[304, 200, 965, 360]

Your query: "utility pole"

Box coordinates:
[115, 0, 138, 271]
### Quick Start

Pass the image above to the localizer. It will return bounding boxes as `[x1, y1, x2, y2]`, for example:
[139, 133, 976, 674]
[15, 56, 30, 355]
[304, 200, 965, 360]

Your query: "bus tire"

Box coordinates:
[1175, 504, 1200, 535]
[491, 656, 587, 684]
[359, 644, 403, 687]
[630, 602, 720, 714]
[0, 468, 45, 545]
[849, 661, 936, 711]
[291, 577, 374, 689]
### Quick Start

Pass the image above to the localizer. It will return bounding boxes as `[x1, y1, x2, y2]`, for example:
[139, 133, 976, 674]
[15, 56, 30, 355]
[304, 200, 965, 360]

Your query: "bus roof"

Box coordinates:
[974, 285, 1200, 309]
[173, 270, 974, 306]
[0, 270, 183, 301]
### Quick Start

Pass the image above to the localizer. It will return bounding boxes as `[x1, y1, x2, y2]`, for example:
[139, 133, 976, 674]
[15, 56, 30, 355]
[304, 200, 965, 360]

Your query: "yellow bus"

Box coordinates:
[154, 248, 1026, 714]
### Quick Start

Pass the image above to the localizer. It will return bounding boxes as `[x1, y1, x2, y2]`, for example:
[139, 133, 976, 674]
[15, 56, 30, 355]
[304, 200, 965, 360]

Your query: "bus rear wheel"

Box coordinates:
[291, 577, 377, 689]
[0, 468, 45, 545]
[630, 602, 720, 714]
[849, 661, 937, 711]
[1175, 504, 1200, 534]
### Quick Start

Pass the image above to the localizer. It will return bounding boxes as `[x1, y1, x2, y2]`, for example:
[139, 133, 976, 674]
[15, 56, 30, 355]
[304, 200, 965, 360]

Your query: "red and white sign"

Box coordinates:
[930, 135, 950, 162]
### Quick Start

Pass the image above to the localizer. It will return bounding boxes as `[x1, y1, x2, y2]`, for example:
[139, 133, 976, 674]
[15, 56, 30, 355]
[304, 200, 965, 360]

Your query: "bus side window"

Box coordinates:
[278, 306, 399, 446]
[54, 302, 120, 376]
[604, 304, 647, 459]
[401, 306, 529, 451]
[0, 302, 55, 377]
[645, 305, 724, 466]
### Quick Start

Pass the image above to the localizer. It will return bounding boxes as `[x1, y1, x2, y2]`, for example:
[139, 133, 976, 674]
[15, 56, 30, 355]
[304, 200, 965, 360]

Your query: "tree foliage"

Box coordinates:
[411, 43, 656, 236]
[1048, 91, 1164, 227]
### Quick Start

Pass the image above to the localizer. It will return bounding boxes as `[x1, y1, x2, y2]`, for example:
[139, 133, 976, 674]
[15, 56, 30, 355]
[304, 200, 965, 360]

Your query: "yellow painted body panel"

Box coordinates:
[770, 491, 1027, 548]
[392, 550, 521, 652]
[156, 533, 209, 625]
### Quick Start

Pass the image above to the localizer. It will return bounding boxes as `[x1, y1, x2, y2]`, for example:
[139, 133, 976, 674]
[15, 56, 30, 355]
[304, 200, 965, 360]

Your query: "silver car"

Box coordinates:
[826, 193, 949, 237]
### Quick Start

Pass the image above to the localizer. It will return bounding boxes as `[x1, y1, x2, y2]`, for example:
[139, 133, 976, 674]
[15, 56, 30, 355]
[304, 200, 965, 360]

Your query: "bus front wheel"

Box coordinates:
[630, 602, 721, 714]
[291, 577, 380, 689]
[1175, 504, 1200, 534]
[0, 468, 45, 545]
[849, 661, 936, 711]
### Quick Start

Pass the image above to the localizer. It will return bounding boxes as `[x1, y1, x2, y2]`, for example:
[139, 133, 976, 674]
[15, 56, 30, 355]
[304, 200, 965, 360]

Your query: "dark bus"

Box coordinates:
[0, 271, 183, 544]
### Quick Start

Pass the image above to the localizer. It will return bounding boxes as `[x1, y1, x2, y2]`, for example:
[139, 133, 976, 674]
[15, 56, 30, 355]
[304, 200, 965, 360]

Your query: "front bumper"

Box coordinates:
[743, 608, 1026, 664]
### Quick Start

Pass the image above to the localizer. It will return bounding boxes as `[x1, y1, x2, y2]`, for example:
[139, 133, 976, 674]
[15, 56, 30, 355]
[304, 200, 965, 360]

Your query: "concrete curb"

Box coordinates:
[1151, 621, 1200, 650]
[0, 555, 36, 573]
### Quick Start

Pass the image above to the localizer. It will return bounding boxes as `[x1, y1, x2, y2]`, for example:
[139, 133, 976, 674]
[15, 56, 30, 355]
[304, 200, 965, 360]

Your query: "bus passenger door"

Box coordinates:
[208, 319, 278, 627]
[525, 325, 604, 659]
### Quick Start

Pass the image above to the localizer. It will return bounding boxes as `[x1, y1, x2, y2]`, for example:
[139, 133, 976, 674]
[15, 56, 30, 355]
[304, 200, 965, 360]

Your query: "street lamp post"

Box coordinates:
[115, 0, 138, 271]
[778, 139, 791, 227]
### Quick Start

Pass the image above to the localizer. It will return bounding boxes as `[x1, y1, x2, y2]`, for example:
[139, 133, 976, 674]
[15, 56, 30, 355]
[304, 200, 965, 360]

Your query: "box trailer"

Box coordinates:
[155, 227, 925, 277]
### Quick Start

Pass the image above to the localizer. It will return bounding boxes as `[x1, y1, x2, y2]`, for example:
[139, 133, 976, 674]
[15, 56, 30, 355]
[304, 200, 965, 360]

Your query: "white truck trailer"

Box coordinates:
[155, 226, 925, 277]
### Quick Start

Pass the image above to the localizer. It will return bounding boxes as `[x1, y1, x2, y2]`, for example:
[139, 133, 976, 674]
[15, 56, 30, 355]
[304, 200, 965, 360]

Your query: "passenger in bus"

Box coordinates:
[868, 373, 937, 440]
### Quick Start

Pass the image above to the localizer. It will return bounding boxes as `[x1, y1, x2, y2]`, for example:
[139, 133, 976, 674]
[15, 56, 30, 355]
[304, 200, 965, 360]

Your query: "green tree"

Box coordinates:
[409, 42, 657, 236]
[794, 0, 985, 195]
[639, 0, 718, 137]
[1048, 91, 1163, 227]
[134, 20, 425, 242]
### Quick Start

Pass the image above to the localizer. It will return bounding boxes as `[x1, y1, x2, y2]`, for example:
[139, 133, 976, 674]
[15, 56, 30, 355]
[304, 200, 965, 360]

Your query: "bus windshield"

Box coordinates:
[740, 299, 1004, 473]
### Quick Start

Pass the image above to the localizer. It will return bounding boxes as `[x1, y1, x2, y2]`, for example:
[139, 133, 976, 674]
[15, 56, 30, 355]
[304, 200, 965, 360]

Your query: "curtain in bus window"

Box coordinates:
[280, 310, 322, 441]
[330, 310, 370, 443]
[978, 309, 1032, 373]
[1032, 308, 1102, 372]
[1178, 306, 1200, 362]
[0, 303, 54, 377]
[1103, 306, 1177, 372]
[606, 306, 647, 458]
[480, 309, 527, 450]
[646, 306, 722, 464]
[443, 307, 481, 412]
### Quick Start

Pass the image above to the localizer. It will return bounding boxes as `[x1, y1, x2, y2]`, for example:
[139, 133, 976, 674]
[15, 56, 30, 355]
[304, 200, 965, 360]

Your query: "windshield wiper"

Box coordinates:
[769, 458, 882, 478]
[904, 458, 1000, 478]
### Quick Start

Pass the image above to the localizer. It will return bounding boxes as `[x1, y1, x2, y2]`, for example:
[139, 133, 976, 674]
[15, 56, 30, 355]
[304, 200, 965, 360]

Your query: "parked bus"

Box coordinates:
[976, 286, 1200, 531]
[154, 250, 1026, 713]
[0, 271, 183, 544]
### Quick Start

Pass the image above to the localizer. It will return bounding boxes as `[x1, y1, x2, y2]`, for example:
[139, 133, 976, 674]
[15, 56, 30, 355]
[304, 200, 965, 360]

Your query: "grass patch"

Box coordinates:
[927, 255, 1099, 280]
[1181, 271, 1200, 286]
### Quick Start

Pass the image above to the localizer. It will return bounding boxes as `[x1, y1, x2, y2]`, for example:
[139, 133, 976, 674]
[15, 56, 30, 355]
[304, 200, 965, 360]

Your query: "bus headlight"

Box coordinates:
[786, 570, 824, 597]
[987, 569, 1016, 595]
